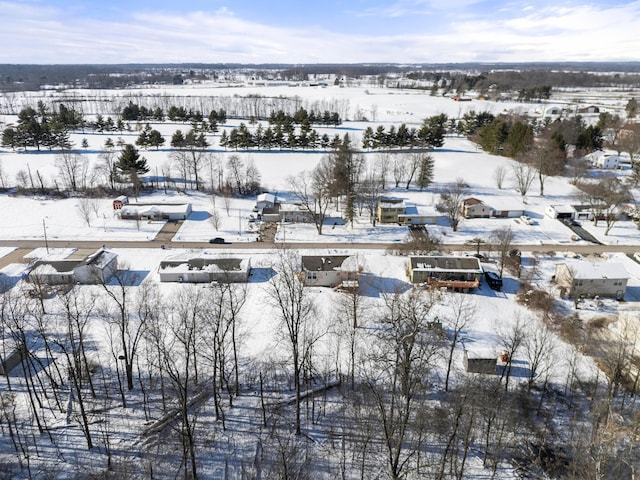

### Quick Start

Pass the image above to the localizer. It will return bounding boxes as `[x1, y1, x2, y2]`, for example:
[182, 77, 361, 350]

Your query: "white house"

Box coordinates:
[158, 253, 251, 283]
[588, 151, 621, 169]
[554, 261, 629, 299]
[119, 203, 192, 221]
[280, 204, 314, 223]
[301, 255, 359, 288]
[28, 249, 118, 285]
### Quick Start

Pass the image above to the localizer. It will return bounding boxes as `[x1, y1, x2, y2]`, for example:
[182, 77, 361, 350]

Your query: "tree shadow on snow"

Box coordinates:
[108, 270, 149, 287]
[187, 210, 210, 221]
[249, 266, 277, 283]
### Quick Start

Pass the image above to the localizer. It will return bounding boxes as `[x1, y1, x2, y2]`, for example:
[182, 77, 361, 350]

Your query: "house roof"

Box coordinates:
[257, 193, 277, 204]
[410, 255, 482, 273]
[561, 261, 629, 280]
[549, 204, 576, 214]
[30, 248, 116, 274]
[121, 203, 191, 215]
[160, 253, 250, 274]
[463, 197, 485, 206]
[301, 255, 351, 272]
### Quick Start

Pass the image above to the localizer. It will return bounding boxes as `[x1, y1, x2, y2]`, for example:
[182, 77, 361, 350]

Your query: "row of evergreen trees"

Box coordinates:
[1, 102, 83, 150]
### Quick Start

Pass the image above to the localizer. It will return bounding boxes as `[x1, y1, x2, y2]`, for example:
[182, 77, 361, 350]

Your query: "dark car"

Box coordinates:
[484, 271, 503, 291]
[209, 237, 225, 244]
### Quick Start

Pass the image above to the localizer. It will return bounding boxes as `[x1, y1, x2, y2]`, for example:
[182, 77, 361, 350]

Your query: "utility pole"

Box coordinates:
[43, 218, 49, 254]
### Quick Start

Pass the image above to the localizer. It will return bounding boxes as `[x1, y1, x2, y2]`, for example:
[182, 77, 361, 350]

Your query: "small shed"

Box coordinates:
[0, 342, 27, 376]
[463, 350, 498, 374]
[113, 195, 129, 210]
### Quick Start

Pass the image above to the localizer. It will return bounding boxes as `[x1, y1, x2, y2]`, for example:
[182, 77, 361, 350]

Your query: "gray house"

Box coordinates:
[28, 249, 118, 285]
[408, 256, 483, 291]
[301, 255, 359, 288]
[159, 253, 251, 283]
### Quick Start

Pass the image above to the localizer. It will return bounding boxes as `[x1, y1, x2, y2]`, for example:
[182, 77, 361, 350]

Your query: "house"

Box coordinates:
[119, 203, 192, 221]
[554, 261, 629, 300]
[301, 255, 359, 288]
[113, 195, 128, 210]
[545, 204, 576, 220]
[408, 256, 483, 291]
[577, 105, 600, 114]
[397, 205, 437, 226]
[28, 249, 118, 285]
[280, 204, 314, 223]
[260, 205, 282, 223]
[588, 151, 621, 169]
[461, 198, 491, 219]
[489, 197, 525, 218]
[377, 198, 406, 224]
[159, 253, 251, 283]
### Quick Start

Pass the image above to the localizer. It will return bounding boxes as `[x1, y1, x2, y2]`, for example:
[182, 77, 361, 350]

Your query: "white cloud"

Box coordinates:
[1, 1, 640, 63]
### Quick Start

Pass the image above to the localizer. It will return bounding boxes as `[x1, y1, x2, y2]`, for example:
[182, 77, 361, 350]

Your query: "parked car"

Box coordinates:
[209, 237, 225, 244]
[519, 215, 534, 225]
[484, 271, 503, 291]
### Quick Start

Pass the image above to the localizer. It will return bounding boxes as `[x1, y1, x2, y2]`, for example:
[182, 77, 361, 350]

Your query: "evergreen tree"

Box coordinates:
[117, 144, 149, 197]
[416, 154, 435, 190]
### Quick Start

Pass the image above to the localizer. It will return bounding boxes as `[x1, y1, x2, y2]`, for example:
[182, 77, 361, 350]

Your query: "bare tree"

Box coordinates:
[364, 288, 442, 479]
[511, 162, 536, 202]
[288, 156, 334, 235]
[358, 161, 384, 225]
[437, 178, 466, 232]
[77, 198, 94, 227]
[267, 250, 315, 435]
[55, 151, 88, 191]
[99, 269, 147, 393]
[497, 314, 527, 390]
[209, 209, 221, 231]
[576, 178, 632, 235]
[443, 294, 475, 391]
[492, 225, 515, 278]
[493, 165, 507, 189]
[96, 148, 118, 191]
[392, 155, 407, 188]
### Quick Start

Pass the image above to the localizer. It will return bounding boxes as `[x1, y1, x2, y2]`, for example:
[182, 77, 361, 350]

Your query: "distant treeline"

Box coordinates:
[3, 63, 640, 92]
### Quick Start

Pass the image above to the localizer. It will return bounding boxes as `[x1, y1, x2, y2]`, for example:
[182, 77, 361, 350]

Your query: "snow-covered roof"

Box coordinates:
[302, 255, 349, 272]
[256, 193, 277, 204]
[410, 255, 482, 273]
[159, 253, 250, 273]
[561, 261, 629, 280]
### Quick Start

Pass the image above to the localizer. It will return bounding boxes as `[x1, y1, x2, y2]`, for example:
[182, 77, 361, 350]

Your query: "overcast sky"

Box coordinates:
[1, 0, 639, 64]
